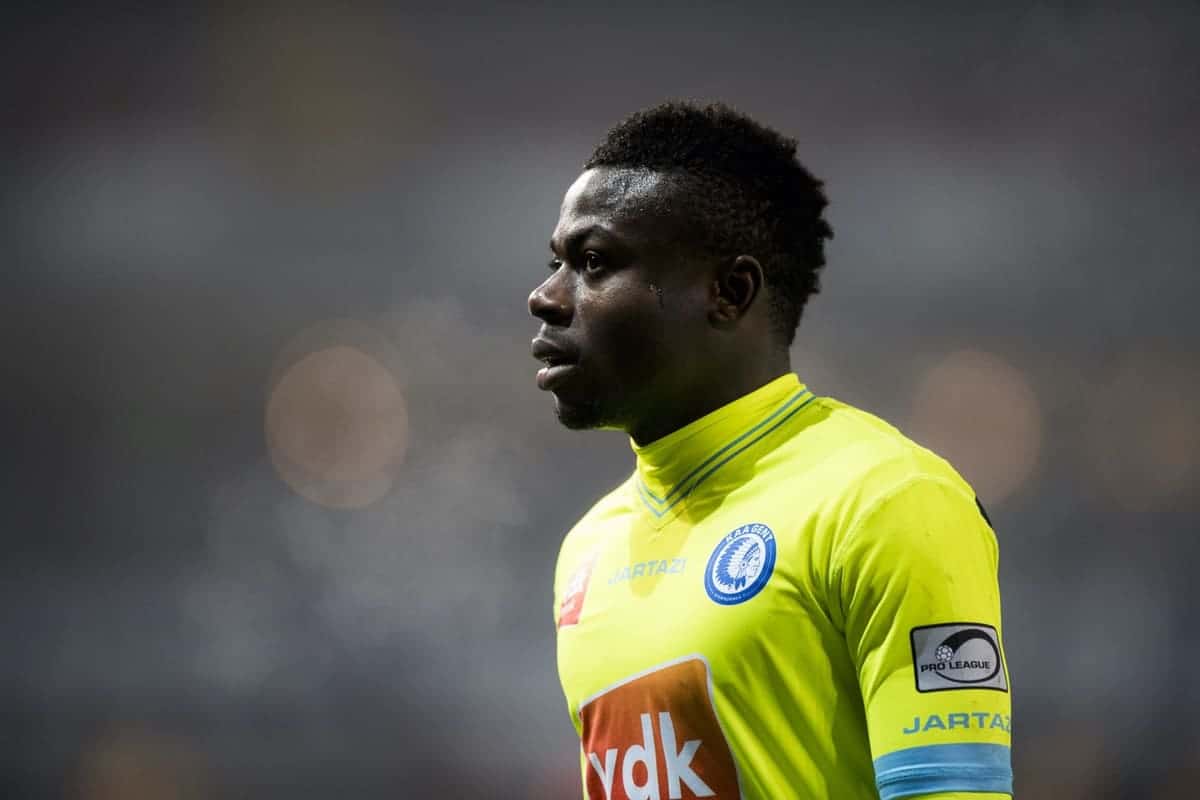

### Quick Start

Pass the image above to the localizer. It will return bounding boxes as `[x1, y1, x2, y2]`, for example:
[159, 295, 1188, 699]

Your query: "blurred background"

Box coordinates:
[3, 1, 1198, 797]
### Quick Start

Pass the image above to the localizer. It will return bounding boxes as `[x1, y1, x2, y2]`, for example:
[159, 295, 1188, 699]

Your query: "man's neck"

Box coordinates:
[627, 355, 791, 447]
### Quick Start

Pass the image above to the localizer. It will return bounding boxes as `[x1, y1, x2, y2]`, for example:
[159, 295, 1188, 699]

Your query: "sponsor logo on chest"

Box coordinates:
[608, 558, 687, 585]
[559, 551, 600, 628]
[579, 656, 741, 800]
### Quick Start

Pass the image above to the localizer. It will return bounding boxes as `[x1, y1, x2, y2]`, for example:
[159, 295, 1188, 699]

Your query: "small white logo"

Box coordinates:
[911, 622, 1008, 693]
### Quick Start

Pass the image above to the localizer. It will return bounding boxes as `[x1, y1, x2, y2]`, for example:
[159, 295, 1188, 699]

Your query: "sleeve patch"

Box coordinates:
[910, 622, 1008, 693]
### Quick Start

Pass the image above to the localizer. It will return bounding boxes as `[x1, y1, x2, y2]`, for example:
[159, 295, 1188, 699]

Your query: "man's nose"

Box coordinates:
[528, 270, 572, 326]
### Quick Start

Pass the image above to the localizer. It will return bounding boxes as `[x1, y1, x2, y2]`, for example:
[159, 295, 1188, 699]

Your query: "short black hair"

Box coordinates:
[585, 101, 833, 345]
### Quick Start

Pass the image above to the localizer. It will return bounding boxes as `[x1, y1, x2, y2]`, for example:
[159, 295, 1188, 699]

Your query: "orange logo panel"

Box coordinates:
[579, 657, 741, 799]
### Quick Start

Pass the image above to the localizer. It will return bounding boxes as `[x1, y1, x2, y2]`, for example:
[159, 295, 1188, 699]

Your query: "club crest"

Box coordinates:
[704, 523, 776, 605]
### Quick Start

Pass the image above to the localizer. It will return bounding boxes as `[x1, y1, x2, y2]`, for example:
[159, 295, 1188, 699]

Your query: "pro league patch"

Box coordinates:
[910, 622, 1008, 693]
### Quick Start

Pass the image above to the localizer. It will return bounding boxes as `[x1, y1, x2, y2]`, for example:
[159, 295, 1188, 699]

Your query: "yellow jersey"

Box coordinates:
[553, 374, 1012, 799]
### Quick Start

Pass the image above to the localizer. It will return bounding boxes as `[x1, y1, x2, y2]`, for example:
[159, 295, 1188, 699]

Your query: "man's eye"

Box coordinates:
[547, 258, 563, 272]
[583, 252, 605, 273]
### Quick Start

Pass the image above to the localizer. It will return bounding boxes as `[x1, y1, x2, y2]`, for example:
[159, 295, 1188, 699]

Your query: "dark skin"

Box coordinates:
[528, 167, 791, 445]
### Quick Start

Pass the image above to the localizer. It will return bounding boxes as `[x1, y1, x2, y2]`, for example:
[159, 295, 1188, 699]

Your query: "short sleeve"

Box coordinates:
[832, 476, 1013, 800]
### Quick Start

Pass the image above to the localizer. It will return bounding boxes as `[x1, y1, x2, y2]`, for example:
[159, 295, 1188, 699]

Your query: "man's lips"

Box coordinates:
[531, 336, 577, 363]
[531, 336, 579, 390]
[536, 362, 578, 390]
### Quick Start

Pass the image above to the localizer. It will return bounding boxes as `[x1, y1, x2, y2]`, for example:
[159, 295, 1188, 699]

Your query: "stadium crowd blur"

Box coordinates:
[4, 3, 1197, 798]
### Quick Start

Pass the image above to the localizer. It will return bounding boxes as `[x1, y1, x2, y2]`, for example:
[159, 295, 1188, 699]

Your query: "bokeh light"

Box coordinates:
[1015, 723, 1113, 800]
[266, 332, 408, 509]
[72, 726, 210, 800]
[907, 349, 1041, 506]
[1083, 351, 1200, 512]
[210, 4, 432, 193]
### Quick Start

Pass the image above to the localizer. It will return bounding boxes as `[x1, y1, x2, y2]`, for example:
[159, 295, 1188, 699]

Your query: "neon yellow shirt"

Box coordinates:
[553, 374, 1012, 800]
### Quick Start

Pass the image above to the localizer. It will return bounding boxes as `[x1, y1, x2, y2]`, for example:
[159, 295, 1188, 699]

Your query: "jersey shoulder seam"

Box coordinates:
[829, 469, 978, 573]
[560, 472, 639, 544]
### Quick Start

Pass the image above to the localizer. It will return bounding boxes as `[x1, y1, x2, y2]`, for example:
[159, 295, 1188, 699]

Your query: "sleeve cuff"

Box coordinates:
[874, 743, 1012, 800]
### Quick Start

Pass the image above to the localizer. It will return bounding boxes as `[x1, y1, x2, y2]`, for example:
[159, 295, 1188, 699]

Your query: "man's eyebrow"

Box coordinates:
[549, 225, 610, 255]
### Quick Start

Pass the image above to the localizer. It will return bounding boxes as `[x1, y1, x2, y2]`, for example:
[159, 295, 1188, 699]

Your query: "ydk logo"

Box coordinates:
[588, 712, 714, 800]
[579, 656, 741, 800]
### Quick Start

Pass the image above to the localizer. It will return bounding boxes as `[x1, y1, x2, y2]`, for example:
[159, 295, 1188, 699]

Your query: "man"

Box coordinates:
[529, 102, 1012, 800]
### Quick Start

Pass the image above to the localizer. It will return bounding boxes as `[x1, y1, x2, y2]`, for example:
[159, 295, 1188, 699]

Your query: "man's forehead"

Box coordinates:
[559, 167, 670, 220]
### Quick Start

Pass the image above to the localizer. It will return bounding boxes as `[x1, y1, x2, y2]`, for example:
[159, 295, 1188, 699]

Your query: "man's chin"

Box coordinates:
[553, 396, 612, 431]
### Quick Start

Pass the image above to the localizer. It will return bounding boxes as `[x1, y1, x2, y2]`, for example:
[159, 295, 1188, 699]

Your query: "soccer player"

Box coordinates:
[529, 102, 1012, 800]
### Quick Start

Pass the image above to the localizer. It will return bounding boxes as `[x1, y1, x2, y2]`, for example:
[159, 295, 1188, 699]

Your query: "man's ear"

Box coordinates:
[709, 255, 764, 327]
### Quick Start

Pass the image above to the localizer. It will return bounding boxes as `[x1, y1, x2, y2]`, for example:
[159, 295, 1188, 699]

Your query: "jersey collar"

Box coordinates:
[631, 373, 812, 519]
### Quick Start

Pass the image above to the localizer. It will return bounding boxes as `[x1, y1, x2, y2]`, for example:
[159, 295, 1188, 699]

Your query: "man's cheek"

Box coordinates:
[614, 318, 670, 378]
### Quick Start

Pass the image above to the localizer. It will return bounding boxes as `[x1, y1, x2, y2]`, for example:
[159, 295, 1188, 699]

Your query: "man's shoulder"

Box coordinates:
[555, 474, 637, 549]
[780, 395, 973, 504]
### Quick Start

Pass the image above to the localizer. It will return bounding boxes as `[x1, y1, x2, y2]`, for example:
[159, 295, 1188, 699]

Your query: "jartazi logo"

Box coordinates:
[910, 622, 1008, 693]
[578, 656, 741, 799]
